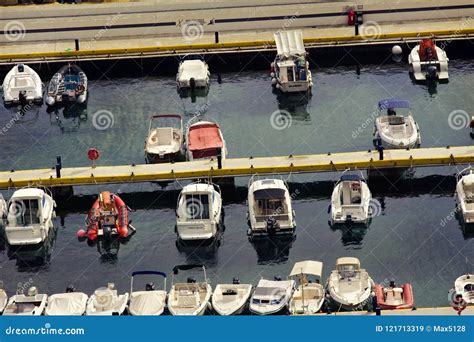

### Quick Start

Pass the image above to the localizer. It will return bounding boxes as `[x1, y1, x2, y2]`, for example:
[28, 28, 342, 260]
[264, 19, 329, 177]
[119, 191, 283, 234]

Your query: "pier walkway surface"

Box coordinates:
[317, 306, 474, 316]
[1, 0, 474, 64]
[0, 145, 472, 189]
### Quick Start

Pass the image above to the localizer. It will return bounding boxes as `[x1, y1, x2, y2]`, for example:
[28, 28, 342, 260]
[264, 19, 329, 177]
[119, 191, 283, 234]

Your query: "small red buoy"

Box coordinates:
[87, 148, 100, 161]
[77, 229, 87, 241]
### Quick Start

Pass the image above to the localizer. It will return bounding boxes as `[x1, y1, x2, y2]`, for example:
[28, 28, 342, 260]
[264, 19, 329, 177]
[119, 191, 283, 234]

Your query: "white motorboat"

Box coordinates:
[168, 264, 212, 316]
[454, 274, 474, 304]
[408, 38, 448, 81]
[176, 56, 210, 90]
[46, 64, 88, 107]
[326, 257, 374, 311]
[271, 30, 313, 94]
[374, 99, 421, 149]
[212, 278, 253, 316]
[0, 282, 8, 313]
[247, 177, 296, 236]
[329, 171, 372, 225]
[0, 194, 7, 220]
[145, 114, 184, 163]
[456, 167, 474, 224]
[186, 118, 227, 161]
[249, 277, 295, 315]
[129, 270, 167, 316]
[5, 188, 56, 245]
[175, 182, 222, 241]
[86, 283, 129, 315]
[2, 64, 43, 107]
[289, 260, 325, 315]
[3, 287, 47, 316]
[45, 286, 88, 316]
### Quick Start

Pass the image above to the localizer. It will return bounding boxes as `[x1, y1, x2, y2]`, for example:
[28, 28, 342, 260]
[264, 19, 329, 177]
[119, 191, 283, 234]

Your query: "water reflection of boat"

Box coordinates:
[249, 235, 295, 265]
[276, 92, 310, 122]
[329, 223, 368, 248]
[6, 226, 57, 270]
[48, 103, 88, 132]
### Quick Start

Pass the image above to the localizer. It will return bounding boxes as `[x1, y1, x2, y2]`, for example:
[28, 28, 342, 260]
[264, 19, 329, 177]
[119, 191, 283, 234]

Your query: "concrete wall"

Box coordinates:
[1, 0, 473, 43]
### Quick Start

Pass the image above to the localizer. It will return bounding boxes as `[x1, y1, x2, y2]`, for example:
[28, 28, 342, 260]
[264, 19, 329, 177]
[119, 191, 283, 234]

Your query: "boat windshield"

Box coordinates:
[185, 194, 210, 220]
[9, 199, 41, 226]
[337, 264, 359, 279]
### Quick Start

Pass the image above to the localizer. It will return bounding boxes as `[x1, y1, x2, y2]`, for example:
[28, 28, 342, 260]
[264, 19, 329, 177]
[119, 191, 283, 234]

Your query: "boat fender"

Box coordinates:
[76, 229, 87, 240]
[271, 78, 277, 85]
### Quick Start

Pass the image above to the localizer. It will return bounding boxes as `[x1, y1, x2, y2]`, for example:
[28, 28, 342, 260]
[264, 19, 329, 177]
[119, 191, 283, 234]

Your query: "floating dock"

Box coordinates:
[0, 145, 472, 189]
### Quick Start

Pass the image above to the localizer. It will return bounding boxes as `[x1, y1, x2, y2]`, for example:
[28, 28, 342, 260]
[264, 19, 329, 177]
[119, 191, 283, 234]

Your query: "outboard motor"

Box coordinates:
[18, 90, 27, 105]
[274, 276, 282, 281]
[345, 214, 353, 224]
[389, 280, 396, 288]
[232, 277, 240, 285]
[427, 65, 437, 80]
[187, 277, 196, 283]
[17, 64, 24, 73]
[266, 216, 278, 235]
[189, 78, 196, 90]
[387, 108, 396, 116]
[145, 282, 155, 291]
[65, 285, 75, 293]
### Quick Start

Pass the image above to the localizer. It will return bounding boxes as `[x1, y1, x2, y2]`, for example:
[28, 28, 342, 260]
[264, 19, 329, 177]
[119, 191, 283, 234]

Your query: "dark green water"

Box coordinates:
[0, 59, 473, 309]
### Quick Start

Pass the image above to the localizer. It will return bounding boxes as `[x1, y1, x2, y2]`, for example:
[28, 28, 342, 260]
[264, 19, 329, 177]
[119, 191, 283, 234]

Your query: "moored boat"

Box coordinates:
[46, 64, 88, 107]
[5, 188, 56, 246]
[175, 182, 222, 241]
[453, 274, 474, 305]
[86, 283, 129, 316]
[455, 167, 474, 225]
[176, 55, 210, 91]
[129, 271, 167, 316]
[289, 260, 325, 315]
[144, 114, 184, 163]
[186, 119, 227, 161]
[408, 38, 448, 81]
[45, 286, 88, 316]
[375, 280, 414, 310]
[212, 278, 253, 316]
[168, 264, 212, 316]
[249, 276, 295, 315]
[2, 64, 43, 107]
[3, 287, 47, 316]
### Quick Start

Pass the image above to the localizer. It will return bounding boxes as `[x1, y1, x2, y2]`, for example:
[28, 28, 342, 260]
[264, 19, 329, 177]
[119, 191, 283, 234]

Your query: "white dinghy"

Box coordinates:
[212, 278, 253, 316]
[271, 30, 312, 93]
[177, 55, 210, 91]
[454, 274, 474, 305]
[409, 38, 448, 81]
[168, 264, 212, 316]
[175, 182, 222, 241]
[289, 260, 325, 315]
[374, 99, 420, 149]
[326, 257, 374, 311]
[86, 283, 129, 316]
[329, 171, 372, 225]
[456, 167, 474, 225]
[145, 114, 184, 163]
[249, 276, 295, 315]
[3, 287, 47, 316]
[5, 188, 56, 246]
[247, 177, 296, 237]
[129, 270, 167, 316]
[2, 64, 43, 107]
[45, 286, 88, 316]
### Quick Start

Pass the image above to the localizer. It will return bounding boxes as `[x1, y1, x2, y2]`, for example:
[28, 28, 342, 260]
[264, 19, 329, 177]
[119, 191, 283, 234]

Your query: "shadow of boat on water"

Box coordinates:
[249, 234, 296, 265]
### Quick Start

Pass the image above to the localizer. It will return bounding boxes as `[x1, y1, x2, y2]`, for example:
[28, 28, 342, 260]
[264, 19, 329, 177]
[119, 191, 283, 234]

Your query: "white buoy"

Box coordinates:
[392, 45, 402, 55]
[271, 78, 277, 85]
[270, 72, 275, 78]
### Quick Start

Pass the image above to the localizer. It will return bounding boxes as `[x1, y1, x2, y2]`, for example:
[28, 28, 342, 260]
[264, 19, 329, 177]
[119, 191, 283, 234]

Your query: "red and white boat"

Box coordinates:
[375, 281, 414, 310]
[186, 119, 227, 161]
[77, 192, 131, 241]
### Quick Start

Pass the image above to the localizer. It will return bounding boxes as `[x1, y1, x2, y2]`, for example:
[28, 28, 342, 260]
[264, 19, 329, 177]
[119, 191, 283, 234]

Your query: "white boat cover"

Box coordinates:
[337, 257, 360, 268]
[290, 260, 323, 277]
[177, 60, 209, 83]
[274, 30, 306, 57]
[46, 292, 88, 315]
[0, 290, 7, 312]
[129, 291, 167, 315]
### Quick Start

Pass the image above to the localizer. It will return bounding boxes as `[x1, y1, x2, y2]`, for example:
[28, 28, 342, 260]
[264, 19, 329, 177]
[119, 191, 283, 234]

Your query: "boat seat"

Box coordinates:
[384, 288, 404, 305]
[149, 128, 173, 146]
[177, 293, 199, 308]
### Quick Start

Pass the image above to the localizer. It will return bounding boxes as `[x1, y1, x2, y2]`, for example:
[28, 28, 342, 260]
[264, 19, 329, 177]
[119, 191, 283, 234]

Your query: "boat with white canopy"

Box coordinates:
[270, 30, 312, 93]
[247, 177, 296, 237]
[86, 283, 129, 315]
[45, 286, 88, 316]
[129, 270, 167, 316]
[374, 99, 420, 149]
[329, 171, 372, 226]
[212, 278, 253, 316]
[409, 38, 448, 81]
[326, 257, 374, 311]
[456, 167, 474, 225]
[289, 260, 325, 315]
[168, 264, 212, 316]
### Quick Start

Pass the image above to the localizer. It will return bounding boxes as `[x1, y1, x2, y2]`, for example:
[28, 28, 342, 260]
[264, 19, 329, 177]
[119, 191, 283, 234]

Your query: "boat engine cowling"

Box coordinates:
[46, 96, 55, 106]
[427, 65, 437, 79]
